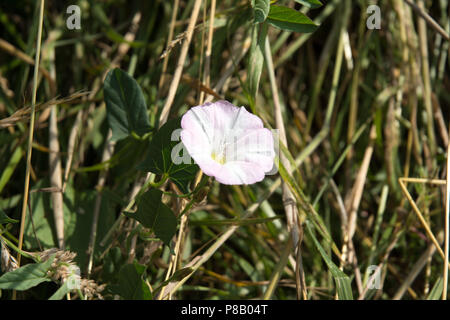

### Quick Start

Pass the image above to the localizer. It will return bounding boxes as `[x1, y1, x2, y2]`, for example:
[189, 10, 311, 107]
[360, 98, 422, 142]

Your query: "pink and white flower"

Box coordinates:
[180, 100, 275, 185]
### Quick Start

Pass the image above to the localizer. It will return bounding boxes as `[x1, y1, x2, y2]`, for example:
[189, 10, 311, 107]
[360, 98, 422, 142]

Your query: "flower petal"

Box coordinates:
[180, 127, 212, 159]
[223, 128, 275, 173]
[180, 104, 214, 158]
[215, 162, 266, 185]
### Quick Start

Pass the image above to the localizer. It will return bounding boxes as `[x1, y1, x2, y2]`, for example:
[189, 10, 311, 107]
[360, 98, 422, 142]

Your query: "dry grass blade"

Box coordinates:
[181, 74, 222, 100]
[46, 41, 64, 249]
[158, 0, 202, 126]
[416, 0, 437, 160]
[159, 22, 204, 60]
[205, 33, 251, 103]
[0, 91, 90, 129]
[199, 0, 216, 103]
[264, 36, 306, 299]
[263, 236, 293, 300]
[398, 177, 450, 272]
[0, 38, 55, 90]
[393, 235, 441, 300]
[157, 0, 179, 92]
[404, 0, 450, 41]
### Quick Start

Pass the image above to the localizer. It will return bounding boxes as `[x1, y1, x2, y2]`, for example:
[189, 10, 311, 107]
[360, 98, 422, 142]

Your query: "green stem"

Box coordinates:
[263, 234, 293, 300]
[178, 199, 196, 218]
[145, 173, 168, 189]
[0, 233, 37, 261]
[77, 288, 86, 300]
[0, 225, 19, 243]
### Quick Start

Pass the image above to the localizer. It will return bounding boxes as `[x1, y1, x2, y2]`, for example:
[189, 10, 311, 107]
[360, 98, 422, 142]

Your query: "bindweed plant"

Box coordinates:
[1, 0, 449, 301]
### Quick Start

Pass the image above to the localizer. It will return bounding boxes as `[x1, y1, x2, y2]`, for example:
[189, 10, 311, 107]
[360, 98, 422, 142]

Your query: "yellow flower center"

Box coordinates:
[211, 150, 226, 165]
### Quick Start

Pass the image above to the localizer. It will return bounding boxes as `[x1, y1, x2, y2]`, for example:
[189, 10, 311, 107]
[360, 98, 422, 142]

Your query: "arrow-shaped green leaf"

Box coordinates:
[125, 189, 177, 246]
[104, 68, 152, 141]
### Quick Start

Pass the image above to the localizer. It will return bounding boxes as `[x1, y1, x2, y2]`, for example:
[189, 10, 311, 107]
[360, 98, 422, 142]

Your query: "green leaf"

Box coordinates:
[117, 262, 152, 300]
[49, 281, 71, 300]
[427, 277, 443, 300]
[124, 189, 177, 246]
[247, 22, 268, 100]
[104, 68, 152, 141]
[189, 216, 283, 226]
[138, 118, 199, 194]
[155, 267, 193, 292]
[105, 30, 146, 48]
[24, 180, 58, 249]
[305, 220, 353, 300]
[252, 0, 270, 23]
[0, 255, 55, 291]
[0, 145, 23, 195]
[267, 5, 318, 33]
[0, 209, 18, 224]
[294, 0, 323, 9]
